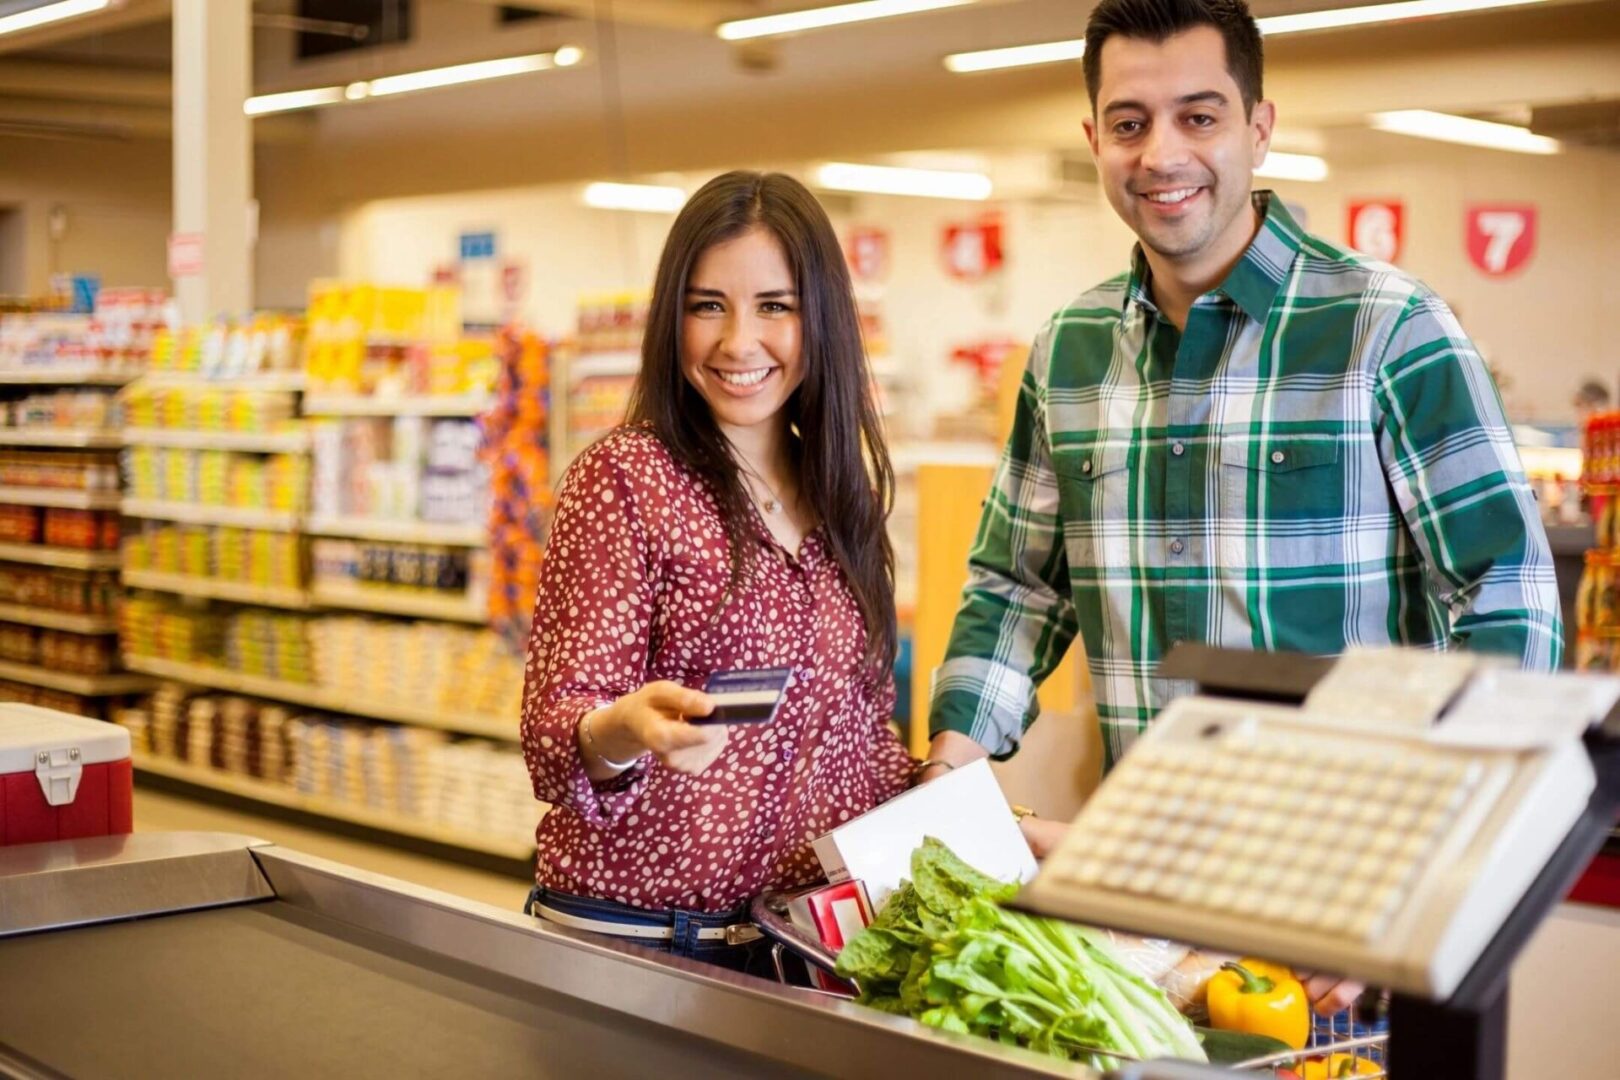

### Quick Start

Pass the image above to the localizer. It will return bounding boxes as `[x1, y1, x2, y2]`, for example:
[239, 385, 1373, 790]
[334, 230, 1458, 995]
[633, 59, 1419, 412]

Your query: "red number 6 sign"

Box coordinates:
[1466, 205, 1537, 277]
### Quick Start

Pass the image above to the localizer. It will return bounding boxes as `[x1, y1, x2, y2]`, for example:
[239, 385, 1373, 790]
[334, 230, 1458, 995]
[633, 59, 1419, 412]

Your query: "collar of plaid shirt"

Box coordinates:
[928, 190, 1562, 770]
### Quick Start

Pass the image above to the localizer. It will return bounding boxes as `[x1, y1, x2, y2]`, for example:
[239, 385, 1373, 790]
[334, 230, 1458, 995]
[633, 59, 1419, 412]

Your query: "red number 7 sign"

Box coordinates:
[1466, 205, 1537, 277]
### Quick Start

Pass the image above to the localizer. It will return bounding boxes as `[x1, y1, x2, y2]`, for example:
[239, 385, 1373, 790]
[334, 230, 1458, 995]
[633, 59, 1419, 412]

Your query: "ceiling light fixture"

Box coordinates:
[814, 162, 993, 200]
[0, 0, 111, 38]
[719, 0, 974, 43]
[1368, 110, 1561, 154]
[1254, 151, 1330, 182]
[243, 47, 584, 116]
[582, 182, 687, 213]
[943, 0, 1547, 73]
[243, 86, 347, 117]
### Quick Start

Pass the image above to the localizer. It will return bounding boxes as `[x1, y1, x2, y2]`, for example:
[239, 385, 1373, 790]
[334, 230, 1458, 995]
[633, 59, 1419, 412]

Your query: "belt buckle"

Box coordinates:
[724, 923, 763, 946]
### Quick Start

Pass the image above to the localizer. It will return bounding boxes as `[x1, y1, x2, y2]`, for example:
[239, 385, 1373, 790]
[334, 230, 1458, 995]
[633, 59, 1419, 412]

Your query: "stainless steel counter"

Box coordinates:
[0, 833, 1158, 1080]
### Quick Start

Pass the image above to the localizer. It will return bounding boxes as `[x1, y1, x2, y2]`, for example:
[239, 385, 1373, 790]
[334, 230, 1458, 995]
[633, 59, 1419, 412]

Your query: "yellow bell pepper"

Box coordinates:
[1300, 1053, 1382, 1078]
[1206, 958, 1310, 1050]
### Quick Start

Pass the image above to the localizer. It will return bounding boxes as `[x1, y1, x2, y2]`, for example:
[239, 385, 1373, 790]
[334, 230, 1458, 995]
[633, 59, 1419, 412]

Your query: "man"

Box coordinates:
[923, 0, 1563, 1008]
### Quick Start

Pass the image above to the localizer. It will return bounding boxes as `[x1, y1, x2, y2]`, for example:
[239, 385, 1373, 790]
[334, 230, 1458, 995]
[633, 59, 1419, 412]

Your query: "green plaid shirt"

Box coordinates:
[930, 192, 1562, 769]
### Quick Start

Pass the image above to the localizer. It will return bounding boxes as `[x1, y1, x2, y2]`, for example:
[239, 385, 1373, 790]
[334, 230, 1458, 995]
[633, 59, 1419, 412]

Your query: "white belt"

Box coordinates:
[535, 902, 762, 945]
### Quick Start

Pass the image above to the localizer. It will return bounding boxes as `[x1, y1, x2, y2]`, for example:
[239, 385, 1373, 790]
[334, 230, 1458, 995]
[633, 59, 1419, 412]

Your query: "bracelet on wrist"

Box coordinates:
[910, 758, 956, 780]
[582, 710, 645, 772]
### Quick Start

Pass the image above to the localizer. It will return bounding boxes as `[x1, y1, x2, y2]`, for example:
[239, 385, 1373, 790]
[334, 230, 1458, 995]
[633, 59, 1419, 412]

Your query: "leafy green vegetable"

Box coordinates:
[835, 838, 1207, 1069]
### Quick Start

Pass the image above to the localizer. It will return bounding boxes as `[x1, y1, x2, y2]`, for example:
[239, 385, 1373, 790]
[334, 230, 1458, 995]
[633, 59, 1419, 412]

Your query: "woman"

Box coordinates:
[520, 171, 912, 972]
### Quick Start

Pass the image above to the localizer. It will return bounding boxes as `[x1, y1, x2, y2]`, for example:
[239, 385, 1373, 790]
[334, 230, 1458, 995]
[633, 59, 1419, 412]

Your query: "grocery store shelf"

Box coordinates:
[0, 658, 152, 696]
[0, 541, 120, 570]
[123, 570, 312, 609]
[0, 602, 118, 634]
[301, 394, 494, 417]
[567, 351, 641, 382]
[0, 428, 122, 448]
[121, 655, 515, 741]
[303, 515, 485, 546]
[0, 368, 142, 386]
[122, 428, 310, 453]
[0, 486, 121, 509]
[136, 371, 306, 392]
[131, 752, 533, 861]
[121, 499, 300, 531]
[311, 583, 484, 623]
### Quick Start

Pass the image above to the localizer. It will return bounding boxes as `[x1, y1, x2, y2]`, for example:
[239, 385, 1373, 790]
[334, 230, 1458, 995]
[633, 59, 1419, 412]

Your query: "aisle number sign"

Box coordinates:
[1466, 205, 1537, 277]
[846, 227, 890, 283]
[459, 231, 497, 261]
[1347, 200, 1404, 264]
[941, 215, 1004, 283]
[167, 233, 205, 278]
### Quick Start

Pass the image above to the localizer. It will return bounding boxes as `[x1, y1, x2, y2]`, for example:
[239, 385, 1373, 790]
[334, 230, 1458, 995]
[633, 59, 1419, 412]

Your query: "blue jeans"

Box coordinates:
[525, 886, 776, 978]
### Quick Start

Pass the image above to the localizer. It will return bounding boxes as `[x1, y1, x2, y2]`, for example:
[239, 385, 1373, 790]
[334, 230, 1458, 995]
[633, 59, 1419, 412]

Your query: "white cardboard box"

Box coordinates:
[811, 758, 1037, 911]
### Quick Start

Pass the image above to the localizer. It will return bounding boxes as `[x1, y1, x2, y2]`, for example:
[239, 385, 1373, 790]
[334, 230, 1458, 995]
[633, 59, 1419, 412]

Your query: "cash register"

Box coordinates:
[1019, 645, 1620, 1080]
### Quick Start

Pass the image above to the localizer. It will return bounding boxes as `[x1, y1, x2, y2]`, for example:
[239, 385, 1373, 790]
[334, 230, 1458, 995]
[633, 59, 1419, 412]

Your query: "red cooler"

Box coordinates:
[0, 705, 132, 846]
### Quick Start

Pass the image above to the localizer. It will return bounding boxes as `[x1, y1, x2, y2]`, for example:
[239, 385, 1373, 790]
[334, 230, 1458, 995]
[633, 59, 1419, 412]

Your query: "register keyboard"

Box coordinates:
[1018, 694, 1598, 999]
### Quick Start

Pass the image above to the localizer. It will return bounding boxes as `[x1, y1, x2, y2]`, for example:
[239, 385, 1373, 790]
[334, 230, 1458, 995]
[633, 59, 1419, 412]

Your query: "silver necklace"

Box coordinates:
[737, 457, 788, 515]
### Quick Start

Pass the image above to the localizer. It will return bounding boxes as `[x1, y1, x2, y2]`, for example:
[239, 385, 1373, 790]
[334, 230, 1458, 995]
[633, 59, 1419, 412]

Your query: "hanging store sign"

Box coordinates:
[458, 231, 497, 261]
[1347, 200, 1404, 264]
[845, 227, 891, 283]
[941, 214, 1004, 283]
[167, 233, 205, 278]
[1465, 204, 1537, 277]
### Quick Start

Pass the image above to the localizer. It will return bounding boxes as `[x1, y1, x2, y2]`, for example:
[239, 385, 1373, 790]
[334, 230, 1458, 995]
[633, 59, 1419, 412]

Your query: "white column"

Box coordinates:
[171, 0, 252, 324]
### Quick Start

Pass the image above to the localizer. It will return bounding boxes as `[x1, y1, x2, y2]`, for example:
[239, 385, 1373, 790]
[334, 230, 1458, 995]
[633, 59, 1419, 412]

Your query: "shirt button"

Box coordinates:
[1081, 458, 1093, 475]
[1170, 538, 1185, 556]
[1271, 450, 1286, 465]
[1171, 442, 1186, 457]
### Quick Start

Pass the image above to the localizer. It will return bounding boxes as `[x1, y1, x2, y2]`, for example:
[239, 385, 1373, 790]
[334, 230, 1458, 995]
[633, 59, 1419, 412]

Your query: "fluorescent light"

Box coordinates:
[244, 86, 346, 117]
[944, 39, 1086, 73]
[719, 0, 973, 42]
[814, 162, 992, 200]
[1369, 110, 1560, 154]
[0, 0, 109, 38]
[1259, 0, 1545, 35]
[1255, 151, 1330, 182]
[944, 0, 1547, 72]
[583, 182, 687, 213]
[241, 47, 583, 115]
[366, 52, 569, 97]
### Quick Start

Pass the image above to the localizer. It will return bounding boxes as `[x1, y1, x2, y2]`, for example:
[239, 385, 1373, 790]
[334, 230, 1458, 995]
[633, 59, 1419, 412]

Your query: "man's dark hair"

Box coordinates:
[1083, 0, 1265, 115]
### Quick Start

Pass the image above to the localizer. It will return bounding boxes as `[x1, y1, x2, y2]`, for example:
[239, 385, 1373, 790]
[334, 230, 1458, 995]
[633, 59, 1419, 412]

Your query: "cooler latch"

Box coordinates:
[34, 746, 83, 807]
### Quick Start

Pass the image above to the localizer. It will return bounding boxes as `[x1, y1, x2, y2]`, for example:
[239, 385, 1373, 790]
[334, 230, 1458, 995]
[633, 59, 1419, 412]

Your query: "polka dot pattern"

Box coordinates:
[520, 428, 912, 912]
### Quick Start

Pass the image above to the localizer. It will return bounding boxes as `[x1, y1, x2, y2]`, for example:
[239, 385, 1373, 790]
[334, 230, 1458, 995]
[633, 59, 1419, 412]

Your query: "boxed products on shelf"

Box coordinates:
[121, 446, 308, 510]
[311, 538, 484, 599]
[304, 282, 491, 398]
[120, 384, 300, 433]
[116, 686, 538, 847]
[147, 313, 304, 379]
[120, 598, 522, 718]
[311, 417, 487, 525]
[0, 565, 119, 614]
[0, 506, 119, 548]
[124, 522, 303, 588]
[3, 389, 119, 430]
[0, 625, 115, 673]
[0, 289, 166, 373]
[0, 677, 105, 719]
[575, 291, 647, 354]
[0, 450, 119, 491]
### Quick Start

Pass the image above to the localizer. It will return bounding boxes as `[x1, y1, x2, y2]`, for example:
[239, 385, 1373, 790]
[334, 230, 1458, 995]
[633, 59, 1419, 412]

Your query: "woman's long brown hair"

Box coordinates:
[623, 170, 897, 672]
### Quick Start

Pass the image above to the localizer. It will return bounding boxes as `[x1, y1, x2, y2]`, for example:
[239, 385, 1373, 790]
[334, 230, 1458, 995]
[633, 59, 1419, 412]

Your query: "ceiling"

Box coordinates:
[0, 0, 1614, 162]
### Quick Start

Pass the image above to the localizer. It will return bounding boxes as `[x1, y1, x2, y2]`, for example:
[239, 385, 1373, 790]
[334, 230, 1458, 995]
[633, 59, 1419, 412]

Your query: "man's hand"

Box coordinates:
[1298, 972, 1366, 1017]
[915, 730, 990, 785]
[1019, 815, 1070, 859]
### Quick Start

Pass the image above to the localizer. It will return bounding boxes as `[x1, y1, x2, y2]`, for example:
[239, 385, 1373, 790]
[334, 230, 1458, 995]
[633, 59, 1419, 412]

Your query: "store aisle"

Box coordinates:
[133, 788, 531, 912]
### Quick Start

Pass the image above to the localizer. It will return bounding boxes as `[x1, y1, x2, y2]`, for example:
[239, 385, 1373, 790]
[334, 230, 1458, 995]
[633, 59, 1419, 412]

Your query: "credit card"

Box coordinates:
[693, 667, 793, 725]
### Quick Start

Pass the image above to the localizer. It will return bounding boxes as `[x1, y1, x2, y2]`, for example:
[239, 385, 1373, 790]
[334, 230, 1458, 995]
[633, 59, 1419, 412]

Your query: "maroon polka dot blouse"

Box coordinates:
[520, 427, 912, 912]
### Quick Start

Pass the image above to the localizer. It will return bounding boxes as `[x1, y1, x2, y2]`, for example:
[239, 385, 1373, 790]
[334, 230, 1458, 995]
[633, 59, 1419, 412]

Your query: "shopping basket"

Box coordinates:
[751, 888, 1389, 1076]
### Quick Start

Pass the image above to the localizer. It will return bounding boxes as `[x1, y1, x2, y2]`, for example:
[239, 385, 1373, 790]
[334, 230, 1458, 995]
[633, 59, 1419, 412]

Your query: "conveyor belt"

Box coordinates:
[0, 901, 809, 1080]
[0, 833, 1101, 1080]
